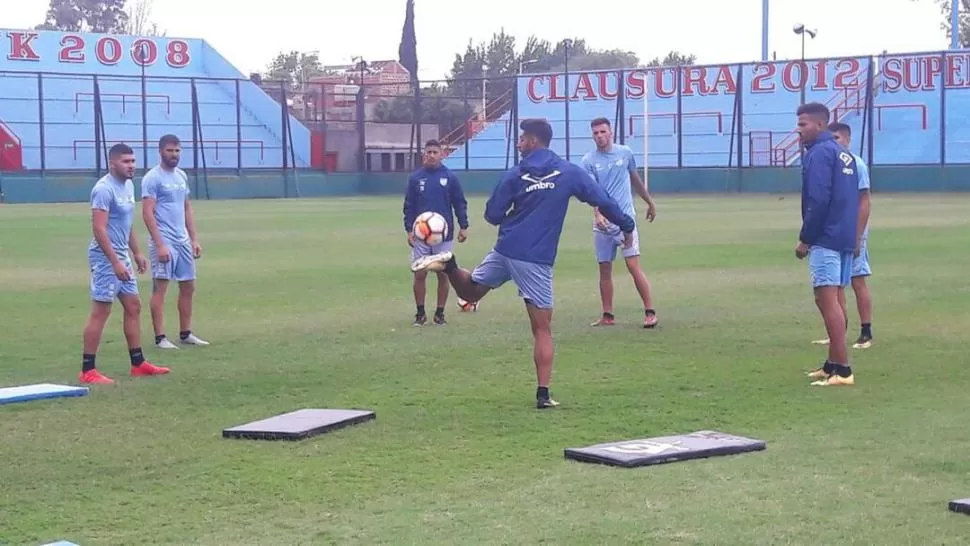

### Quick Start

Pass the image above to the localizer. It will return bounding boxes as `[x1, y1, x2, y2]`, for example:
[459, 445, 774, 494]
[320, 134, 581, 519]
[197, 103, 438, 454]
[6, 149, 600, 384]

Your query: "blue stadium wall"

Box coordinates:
[0, 28, 310, 171]
[443, 50, 970, 171]
[2, 29, 970, 203]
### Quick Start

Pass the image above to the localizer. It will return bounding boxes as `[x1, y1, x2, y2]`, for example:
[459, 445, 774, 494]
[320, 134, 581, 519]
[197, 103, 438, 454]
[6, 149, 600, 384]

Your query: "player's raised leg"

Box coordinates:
[411, 250, 493, 304]
[806, 248, 854, 386]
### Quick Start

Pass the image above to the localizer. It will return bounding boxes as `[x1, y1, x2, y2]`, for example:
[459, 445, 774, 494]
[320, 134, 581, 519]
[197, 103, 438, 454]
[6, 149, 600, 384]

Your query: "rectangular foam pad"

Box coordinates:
[949, 498, 970, 515]
[564, 430, 766, 468]
[222, 408, 375, 441]
[0, 383, 89, 406]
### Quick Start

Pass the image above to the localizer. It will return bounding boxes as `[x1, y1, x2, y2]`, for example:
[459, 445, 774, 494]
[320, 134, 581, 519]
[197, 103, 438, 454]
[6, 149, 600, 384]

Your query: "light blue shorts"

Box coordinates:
[150, 239, 196, 282]
[410, 239, 454, 264]
[851, 237, 871, 278]
[470, 249, 554, 309]
[89, 251, 138, 303]
[594, 226, 640, 263]
[808, 246, 853, 288]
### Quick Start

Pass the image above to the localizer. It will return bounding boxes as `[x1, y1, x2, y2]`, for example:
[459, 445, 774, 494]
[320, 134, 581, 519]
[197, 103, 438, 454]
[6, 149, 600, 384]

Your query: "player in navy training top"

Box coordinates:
[80, 143, 170, 385]
[794, 102, 860, 387]
[410, 118, 636, 409]
[402, 139, 470, 326]
[810, 122, 874, 351]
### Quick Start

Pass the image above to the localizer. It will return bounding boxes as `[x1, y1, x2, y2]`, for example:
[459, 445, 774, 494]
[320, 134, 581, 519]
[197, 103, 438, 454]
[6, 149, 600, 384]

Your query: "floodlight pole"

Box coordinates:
[762, 0, 769, 61]
[952, 0, 961, 49]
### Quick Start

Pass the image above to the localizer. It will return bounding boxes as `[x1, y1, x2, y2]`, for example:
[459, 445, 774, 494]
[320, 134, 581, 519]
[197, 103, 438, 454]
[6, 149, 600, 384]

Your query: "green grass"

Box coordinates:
[2, 193, 970, 545]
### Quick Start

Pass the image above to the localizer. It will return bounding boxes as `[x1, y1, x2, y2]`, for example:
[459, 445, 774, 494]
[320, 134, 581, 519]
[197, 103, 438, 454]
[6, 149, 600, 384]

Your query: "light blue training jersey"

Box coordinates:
[853, 153, 871, 240]
[580, 143, 638, 230]
[88, 174, 136, 260]
[141, 165, 191, 244]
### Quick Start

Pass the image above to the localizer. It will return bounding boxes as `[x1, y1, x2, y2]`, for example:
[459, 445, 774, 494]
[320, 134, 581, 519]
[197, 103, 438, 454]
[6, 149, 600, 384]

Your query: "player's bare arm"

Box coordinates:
[185, 197, 202, 258]
[92, 209, 130, 281]
[856, 188, 871, 257]
[629, 168, 656, 222]
[128, 228, 147, 274]
[141, 196, 170, 263]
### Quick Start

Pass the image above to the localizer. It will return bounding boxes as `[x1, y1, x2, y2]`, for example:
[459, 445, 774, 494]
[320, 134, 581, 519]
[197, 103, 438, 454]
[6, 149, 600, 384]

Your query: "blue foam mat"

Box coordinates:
[0, 383, 89, 405]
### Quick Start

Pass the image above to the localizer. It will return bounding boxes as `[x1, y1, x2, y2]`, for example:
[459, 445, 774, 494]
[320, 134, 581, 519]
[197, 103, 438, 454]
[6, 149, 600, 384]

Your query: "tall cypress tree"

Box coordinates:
[398, 0, 418, 82]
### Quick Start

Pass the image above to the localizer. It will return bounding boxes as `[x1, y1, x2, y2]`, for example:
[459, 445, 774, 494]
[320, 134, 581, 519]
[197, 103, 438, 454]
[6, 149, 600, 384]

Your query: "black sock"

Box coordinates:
[645, 308, 656, 317]
[536, 386, 550, 400]
[435, 306, 444, 317]
[155, 334, 166, 344]
[603, 311, 615, 319]
[82, 353, 96, 372]
[861, 323, 872, 337]
[416, 305, 426, 317]
[179, 330, 191, 340]
[444, 256, 458, 273]
[822, 360, 836, 374]
[833, 364, 853, 377]
[129, 347, 145, 366]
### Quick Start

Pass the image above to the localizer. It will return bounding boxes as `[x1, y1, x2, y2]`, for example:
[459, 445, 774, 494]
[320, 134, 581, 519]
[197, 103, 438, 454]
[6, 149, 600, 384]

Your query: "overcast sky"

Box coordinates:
[3, 0, 953, 81]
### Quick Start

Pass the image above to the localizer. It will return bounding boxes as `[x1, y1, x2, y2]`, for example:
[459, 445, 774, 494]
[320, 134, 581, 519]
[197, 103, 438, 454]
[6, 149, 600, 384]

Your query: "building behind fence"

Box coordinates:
[0, 29, 969, 178]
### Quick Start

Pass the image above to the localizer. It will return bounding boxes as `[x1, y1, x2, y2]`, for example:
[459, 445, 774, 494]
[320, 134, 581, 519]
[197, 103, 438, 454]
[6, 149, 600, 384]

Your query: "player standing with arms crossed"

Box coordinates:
[793, 104, 860, 387]
[410, 119, 636, 409]
[141, 134, 209, 349]
[581, 117, 659, 328]
[811, 122, 874, 349]
[80, 143, 170, 384]
[402, 139, 469, 326]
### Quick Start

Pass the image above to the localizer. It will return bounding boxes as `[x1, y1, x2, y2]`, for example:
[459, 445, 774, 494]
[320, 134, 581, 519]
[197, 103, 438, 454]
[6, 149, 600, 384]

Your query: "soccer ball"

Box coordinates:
[412, 211, 449, 246]
[456, 297, 479, 312]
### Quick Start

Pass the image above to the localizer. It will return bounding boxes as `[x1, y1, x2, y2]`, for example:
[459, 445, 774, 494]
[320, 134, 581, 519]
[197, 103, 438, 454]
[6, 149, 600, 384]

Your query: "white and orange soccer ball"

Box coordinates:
[456, 297, 479, 312]
[412, 211, 449, 246]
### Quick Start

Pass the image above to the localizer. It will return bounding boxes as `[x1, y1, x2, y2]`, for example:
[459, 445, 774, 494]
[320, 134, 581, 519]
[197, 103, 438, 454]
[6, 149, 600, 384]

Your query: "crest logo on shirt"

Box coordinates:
[439, 177, 448, 187]
[838, 152, 855, 175]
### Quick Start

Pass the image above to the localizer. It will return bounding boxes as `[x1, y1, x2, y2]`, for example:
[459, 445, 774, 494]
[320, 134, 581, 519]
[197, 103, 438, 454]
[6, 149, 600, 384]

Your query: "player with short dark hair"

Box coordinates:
[582, 117, 659, 328]
[142, 134, 209, 349]
[80, 142, 170, 384]
[810, 122, 873, 349]
[410, 118, 637, 408]
[794, 103, 860, 387]
[402, 139, 469, 325]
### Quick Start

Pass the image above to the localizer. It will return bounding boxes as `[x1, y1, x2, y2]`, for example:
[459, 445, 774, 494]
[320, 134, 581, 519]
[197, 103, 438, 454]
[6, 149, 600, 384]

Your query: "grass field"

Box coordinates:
[2, 193, 970, 545]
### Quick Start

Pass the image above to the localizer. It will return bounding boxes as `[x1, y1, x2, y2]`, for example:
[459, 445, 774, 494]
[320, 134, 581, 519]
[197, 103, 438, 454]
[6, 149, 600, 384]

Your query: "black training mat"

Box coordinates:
[949, 498, 970, 515]
[564, 430, 766, 468]
[222, 408, 375, 441]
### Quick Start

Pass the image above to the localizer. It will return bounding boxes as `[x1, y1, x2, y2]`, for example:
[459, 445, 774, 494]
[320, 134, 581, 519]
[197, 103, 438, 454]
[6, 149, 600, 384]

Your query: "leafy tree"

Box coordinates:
[261, 50, 329, 91]
[125, 0, 165, 36]
[398, 0, 418, 82]
[922, 0, 970, 47]
[35, 0, 129, 33]
[373, 29, 696, 146]
[645, 51, 696, 67]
